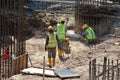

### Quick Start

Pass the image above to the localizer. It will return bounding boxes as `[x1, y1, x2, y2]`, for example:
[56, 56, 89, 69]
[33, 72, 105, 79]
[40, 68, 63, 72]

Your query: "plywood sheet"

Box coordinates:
[54, 69, 80, 79]
[21, 67, 56, 77]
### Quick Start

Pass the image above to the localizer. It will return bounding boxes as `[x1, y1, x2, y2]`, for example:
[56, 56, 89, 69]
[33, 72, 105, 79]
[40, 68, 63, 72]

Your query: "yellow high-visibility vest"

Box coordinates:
[48, 32, 57, 48]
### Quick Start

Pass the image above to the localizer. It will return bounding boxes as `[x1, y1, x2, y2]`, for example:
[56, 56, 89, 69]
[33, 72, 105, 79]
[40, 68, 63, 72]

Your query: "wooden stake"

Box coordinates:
[43, 56, 45, 80]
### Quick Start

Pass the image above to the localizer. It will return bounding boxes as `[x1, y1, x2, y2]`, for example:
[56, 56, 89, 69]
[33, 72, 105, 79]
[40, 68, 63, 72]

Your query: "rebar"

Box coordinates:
[0, 0, 25, 79]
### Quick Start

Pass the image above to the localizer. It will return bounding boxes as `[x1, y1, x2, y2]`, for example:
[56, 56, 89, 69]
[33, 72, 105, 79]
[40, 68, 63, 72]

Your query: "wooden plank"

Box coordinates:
[118, 68, 120, 80]
[107, 59, 110, 80]
[102, 57, 107, 80]
[111, 60, 114, 80]
[54, 69, 80, 79]
[98, 64, 100, 80]
[25, 54, 28, 68]
[89, 61, 92, 80]
[14, 58, 17, 75]
[21, 68, 56, 77]
[19, 54, 23, 72]
[43, 56, 45, 80]
[16, 57, 19, 74]
[94, 59, 96, 80]
[92, 59, 96, 80]
[116, 59, 119, 80]
[21, 54, 25, 70]
[18, 56, 21, 74]
[12, 59, 15, 75]
[19, 56, 23, 72]
[12, 54, 28, 75]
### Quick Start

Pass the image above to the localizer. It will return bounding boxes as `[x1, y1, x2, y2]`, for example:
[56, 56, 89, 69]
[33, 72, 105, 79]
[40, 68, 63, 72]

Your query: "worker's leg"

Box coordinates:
[58, 40, 63, 56]
[83, 37, 88, 43]
[58, 49, 63, 56]
[48, 49, 52, 68]
[52, 48, 56, 67]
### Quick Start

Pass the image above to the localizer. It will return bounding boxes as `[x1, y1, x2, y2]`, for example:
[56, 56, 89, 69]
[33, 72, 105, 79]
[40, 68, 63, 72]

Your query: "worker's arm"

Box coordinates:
[65, 25, 67, 33]
[82, 30, 88, 37]
[81, 31, 89, 42]
[45, 35, 49, 51]
[56, 34, 60, 44]
[56, 34, 62, 49]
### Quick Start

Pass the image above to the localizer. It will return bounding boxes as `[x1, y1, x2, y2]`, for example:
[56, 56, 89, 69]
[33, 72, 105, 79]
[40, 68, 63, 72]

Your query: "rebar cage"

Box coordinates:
[0, 0, 25, 79]
[75, 0, 120, 35]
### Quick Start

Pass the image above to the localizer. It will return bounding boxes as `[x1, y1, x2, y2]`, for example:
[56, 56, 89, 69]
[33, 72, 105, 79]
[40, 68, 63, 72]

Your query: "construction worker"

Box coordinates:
[45, 26, 59, 68]
[62, 37, 71, 58]
[81, 24, 96, 44]
[56, 18, 67, 57]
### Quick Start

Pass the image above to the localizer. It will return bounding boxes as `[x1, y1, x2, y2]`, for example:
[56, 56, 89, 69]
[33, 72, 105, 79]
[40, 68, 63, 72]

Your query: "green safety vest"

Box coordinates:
[48, 33, 57, 48]
[86, 27, 96, 40]
[57, 23, 66, 40]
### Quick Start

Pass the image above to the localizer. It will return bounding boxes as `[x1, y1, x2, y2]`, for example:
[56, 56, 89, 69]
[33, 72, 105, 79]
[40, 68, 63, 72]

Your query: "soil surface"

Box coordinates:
[9, 30, 120, 80]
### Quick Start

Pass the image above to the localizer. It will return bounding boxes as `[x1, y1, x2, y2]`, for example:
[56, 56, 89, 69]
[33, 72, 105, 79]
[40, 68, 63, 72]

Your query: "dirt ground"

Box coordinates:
[9, 30, 120, 80]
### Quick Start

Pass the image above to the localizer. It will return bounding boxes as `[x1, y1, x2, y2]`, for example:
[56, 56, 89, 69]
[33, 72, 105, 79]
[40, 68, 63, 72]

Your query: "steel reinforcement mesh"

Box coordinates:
[0, 0, 25, 79]
[75, 0, 120, 35]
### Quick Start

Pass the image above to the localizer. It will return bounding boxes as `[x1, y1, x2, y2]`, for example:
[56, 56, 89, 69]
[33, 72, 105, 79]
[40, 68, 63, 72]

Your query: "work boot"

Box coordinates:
[59, 55, 65, 62]
[58, 49, 63, 56]
[48, 58, 52, 68]
[49, 65, 52, 68]
[52, 58, 55, 67]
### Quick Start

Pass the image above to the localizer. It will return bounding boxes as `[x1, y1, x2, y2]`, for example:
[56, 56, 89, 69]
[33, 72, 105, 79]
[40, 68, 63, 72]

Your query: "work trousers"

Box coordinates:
[58, 40, 64, 50]
[48, 48, 56, 58]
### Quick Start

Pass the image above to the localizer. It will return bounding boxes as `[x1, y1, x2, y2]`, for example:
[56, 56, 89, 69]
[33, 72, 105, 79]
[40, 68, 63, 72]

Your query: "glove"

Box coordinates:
[45, 46, 47, 51]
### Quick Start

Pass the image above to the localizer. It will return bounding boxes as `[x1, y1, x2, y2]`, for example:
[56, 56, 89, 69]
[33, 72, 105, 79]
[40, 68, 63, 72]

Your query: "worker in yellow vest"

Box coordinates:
[81, 24, 96, 44]
[56, 18, 67, 57]
[45, 26, 59, 68]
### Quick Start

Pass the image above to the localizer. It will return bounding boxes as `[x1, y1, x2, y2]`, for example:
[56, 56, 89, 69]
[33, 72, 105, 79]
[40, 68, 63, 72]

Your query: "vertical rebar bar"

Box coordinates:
[3, 0, 6, 79]
[102, 57, 107, 80]
[89, 60, 91, 80]
[111, 60, 114, 80]
[98, 64, 100, 80]
[43, 56, 45, 80]
[9, 0, 13, 77]
[107, 59, 110, 80]
[116, 59, 119, 80]
[0, 0, 1, 79]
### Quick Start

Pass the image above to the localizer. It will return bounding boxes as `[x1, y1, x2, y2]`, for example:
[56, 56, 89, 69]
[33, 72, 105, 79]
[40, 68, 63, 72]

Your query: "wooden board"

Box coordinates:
[54, 69, 80, 79]
[21, 67, 56, 77]
[12, 54, 28, 75]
